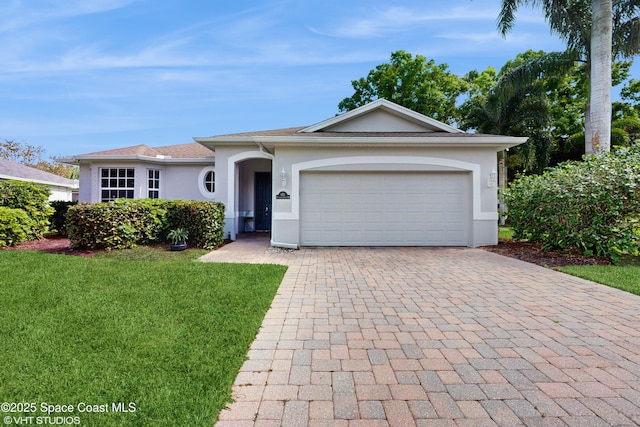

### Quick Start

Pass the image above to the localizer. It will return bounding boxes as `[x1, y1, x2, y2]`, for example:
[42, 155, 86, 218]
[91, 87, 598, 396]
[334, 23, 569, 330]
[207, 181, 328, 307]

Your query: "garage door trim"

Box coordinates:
[272, 155, 496, 222]
[300, 171, 471, 246]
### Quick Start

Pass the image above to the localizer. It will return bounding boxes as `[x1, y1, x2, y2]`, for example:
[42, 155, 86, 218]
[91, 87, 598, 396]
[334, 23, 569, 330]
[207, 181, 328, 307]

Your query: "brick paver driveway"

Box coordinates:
[202, 236, 640, 426]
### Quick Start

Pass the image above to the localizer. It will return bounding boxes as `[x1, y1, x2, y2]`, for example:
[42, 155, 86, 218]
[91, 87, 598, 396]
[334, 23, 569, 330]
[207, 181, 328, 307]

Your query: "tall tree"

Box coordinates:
[0, 139, 77, 179]
[590, 0, 613, 154]
[497, 0, 640, 155]
[0, 140, 45, 165]
[338, 50, 469, 125]
[461, 52, 556, 176]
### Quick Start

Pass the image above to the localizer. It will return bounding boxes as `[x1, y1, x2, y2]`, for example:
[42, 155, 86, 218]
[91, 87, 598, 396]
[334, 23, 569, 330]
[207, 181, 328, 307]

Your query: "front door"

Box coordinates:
[254, 172, 272, 231]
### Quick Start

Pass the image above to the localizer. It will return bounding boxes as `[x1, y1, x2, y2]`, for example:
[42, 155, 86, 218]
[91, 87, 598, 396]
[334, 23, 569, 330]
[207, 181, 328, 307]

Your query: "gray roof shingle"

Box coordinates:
[81, 143, 214, 159]
[0, 158, 79, 188]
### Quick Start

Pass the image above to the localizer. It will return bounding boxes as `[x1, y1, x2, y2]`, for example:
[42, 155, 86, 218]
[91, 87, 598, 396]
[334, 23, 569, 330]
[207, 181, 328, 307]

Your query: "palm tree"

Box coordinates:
[497, 0, 640, 155]
[590, 0, 612, 154]
[461, 61, 554, 176]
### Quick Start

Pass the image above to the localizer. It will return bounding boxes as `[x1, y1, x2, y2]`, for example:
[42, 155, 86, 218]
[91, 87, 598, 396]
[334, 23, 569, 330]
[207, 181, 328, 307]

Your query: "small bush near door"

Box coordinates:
[164, 200, 225, 249]
[66, 199, 225, 250]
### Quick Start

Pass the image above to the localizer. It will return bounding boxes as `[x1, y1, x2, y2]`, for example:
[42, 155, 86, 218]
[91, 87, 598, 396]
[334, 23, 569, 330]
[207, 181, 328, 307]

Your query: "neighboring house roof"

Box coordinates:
[62, 142, 214, 164]
[195, 99, 527, 151]
[0, 158, 79, 189]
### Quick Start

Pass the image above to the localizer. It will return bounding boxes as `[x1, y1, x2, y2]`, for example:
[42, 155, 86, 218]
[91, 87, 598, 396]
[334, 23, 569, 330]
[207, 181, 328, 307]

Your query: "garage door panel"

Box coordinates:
[300, 172, 469, 246]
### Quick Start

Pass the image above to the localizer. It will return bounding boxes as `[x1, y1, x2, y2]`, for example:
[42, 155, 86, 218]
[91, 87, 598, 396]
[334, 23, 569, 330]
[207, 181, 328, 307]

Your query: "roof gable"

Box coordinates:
[299, 99, 464, 134]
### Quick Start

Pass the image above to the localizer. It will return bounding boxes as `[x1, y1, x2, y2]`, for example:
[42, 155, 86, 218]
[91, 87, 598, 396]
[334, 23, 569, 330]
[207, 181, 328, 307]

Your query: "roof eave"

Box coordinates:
[196, 135, 528, 151]
[61, 155, 215, 165]
[0, 174, 79, 189]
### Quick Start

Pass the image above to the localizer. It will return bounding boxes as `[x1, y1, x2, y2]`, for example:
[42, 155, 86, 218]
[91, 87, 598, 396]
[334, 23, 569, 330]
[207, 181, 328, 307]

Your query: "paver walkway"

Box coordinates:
[201, 235, 640, 426]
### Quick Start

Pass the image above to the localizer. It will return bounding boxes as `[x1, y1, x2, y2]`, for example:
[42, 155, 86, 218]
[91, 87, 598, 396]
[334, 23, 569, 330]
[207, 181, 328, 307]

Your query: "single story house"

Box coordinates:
[0, 158, 79, 201]
[63, 143, 216, 203]
[65, 99, 526, 248]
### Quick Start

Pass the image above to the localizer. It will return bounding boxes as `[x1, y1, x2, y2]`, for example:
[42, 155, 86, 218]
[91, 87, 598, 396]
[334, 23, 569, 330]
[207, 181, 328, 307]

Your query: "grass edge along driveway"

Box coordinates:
[0, 251, 286, 426]
[558, 264, 640, 296]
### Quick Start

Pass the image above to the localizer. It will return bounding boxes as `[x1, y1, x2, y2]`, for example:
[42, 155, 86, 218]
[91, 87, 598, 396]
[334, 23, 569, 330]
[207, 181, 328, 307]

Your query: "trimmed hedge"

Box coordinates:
[0, 180, 53, 242]
[0, 207, 35, 247]
[164, 200, 226, 249]
[504, 146, 640, 260]
[66, 199, 225, 250]
[49, 201, 78, 236]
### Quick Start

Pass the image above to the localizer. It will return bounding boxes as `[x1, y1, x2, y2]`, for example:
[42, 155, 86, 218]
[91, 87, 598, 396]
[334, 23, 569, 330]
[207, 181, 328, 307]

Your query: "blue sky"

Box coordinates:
[0, 0, 636, 159]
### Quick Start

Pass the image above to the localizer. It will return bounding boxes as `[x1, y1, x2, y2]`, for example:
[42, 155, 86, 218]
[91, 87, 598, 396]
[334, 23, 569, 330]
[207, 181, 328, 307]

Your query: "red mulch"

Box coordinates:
[3, 235, 613, 268]
[482, 239, 611, 268]
[1, 235, 98, 257]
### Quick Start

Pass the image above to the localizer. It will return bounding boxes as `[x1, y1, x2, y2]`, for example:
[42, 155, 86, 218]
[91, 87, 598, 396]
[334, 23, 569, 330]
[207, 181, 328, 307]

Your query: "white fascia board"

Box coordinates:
[0, 174, 79, 189]
[66, 155, 214, 165]
[204, 135, 527, 151]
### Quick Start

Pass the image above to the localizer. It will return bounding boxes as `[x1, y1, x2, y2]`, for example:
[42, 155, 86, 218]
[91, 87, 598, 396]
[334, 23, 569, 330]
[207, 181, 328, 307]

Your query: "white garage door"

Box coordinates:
[300, 171, 470, 246]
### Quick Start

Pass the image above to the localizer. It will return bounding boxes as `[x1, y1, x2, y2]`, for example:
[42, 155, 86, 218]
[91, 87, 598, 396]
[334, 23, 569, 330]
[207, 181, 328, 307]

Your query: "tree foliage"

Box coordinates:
[496, 0, 640, 155]
[339, 50, 469, 125]
[0, 139, 78, 179]
[460, 50, 638, 174]
[0, 140, 45, 165]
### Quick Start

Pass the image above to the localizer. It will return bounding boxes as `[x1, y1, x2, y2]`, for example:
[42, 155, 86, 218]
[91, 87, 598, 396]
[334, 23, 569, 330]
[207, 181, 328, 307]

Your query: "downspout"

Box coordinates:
[255, 140, 273, 157]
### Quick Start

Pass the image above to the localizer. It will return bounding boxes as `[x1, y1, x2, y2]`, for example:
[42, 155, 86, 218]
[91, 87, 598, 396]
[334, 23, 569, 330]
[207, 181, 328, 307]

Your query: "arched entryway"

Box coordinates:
[226, 151, 272, 240]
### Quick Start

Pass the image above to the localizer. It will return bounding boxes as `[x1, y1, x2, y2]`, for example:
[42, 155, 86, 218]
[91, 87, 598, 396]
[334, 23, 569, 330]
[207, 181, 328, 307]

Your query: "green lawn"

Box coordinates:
[0, 250, 287, 426]
[498, 226, 515, 240]
[498, 226, 640, 297]
[558, 264, 640, 296]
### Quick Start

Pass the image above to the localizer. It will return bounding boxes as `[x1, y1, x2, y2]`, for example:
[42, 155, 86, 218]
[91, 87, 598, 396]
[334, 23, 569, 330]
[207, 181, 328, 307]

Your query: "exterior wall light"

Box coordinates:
[280, 167, 287, 188]
[487, 168, 497, 188]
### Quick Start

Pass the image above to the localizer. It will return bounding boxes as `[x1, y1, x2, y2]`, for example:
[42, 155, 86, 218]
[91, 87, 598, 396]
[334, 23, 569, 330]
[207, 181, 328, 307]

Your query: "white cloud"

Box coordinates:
[0, 0, 139, 32]
[308, 5, 500, 38]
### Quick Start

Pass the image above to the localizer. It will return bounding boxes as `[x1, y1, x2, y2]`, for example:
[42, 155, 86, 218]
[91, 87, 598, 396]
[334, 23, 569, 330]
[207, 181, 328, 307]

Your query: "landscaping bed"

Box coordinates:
[5, 235, 613, 268]
[483, 238, 612, 268]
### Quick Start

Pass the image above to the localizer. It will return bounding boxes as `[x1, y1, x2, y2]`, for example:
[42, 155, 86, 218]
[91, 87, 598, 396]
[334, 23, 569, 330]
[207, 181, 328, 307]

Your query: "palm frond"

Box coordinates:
[497, 0, 521, 35]
[493, 50, 579, 104]
[613, 17, 640, 58]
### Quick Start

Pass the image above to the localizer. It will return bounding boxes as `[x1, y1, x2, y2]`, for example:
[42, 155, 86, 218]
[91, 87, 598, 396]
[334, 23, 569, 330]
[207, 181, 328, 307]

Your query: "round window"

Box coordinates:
[204, 170, 215, 193]
[198, 166, 216, 199]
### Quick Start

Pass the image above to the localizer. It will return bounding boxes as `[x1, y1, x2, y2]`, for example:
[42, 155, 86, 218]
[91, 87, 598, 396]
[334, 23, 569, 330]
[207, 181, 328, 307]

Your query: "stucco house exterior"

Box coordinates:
[0, 158, 79, 201]
[66, 99, 526, 248]
[63, 143, 215, 203]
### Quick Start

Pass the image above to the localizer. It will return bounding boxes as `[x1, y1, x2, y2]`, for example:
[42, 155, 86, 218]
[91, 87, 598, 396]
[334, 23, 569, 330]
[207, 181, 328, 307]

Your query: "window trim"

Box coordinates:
[198, 166, 216, 199]
[99, 167, 135, 202]
[147, 168, 161, 199]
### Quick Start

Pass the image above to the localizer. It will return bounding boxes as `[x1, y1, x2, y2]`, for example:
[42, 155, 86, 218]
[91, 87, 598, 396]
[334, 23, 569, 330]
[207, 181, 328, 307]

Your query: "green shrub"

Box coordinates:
[504, 146, 640, 260]
[49, 201, 78, 236]
[67, 199, 224, 250]
[0, 207, 36, 247]
[0, 180, 53, 238]
[164, 200, 226, 249]
[67, 199, 166, 250]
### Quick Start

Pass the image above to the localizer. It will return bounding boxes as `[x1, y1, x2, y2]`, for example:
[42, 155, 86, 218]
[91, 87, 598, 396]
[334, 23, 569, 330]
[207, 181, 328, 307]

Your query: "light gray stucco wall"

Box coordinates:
[270, 145, 500, 248]
[210, 145, 273, 240]
[77, 161, 215, 203]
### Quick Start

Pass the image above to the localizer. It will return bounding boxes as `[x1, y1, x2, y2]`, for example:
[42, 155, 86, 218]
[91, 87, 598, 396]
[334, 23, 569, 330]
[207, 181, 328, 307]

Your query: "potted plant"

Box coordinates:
[167, 228, 188, 251]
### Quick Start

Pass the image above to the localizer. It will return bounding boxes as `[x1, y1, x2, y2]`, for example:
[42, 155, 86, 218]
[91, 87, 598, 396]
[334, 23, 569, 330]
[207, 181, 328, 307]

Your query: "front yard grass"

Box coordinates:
[498, 226, 640, 296]
[0, 251, 287, 426]
[558, 264, 640, 296]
